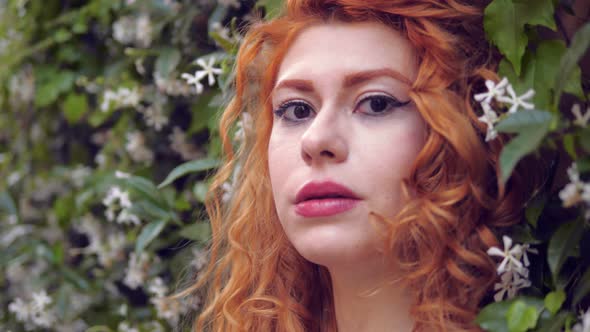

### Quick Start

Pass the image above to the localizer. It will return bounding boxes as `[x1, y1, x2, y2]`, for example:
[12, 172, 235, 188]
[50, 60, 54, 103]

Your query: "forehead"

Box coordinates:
[276, 21, 418, 84]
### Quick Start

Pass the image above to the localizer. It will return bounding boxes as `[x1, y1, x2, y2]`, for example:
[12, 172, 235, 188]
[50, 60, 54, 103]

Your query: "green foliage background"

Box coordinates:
[0, 0, 588, 331]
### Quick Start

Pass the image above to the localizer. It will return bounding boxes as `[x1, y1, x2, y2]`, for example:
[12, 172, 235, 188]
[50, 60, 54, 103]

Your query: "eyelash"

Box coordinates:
[272, 94, 410, 124]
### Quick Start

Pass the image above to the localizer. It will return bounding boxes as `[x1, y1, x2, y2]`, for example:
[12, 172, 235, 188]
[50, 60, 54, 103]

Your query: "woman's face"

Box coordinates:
[268, 21, 426, 268]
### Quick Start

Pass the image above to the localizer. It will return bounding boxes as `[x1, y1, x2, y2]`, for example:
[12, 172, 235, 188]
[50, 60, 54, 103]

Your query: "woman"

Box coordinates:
[179, 0, 535, 331]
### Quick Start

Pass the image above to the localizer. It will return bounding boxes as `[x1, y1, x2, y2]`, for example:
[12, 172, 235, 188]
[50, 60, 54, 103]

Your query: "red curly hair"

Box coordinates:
[176, 1, 536, 331]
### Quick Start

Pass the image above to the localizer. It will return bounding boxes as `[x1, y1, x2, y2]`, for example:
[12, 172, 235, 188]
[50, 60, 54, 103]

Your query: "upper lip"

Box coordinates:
[295, 180, 360, 204]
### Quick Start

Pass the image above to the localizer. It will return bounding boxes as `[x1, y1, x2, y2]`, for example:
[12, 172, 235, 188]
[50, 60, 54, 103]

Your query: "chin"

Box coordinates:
[287, 223, 381, 268]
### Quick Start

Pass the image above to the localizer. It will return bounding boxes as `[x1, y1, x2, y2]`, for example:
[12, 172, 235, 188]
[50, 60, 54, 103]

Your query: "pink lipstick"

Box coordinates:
[294, 181, 361, 217]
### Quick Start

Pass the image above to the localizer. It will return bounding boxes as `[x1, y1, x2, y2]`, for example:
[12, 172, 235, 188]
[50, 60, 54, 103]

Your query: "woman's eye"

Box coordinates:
[273, 101, 314, 123]
[356, 95, 410, 116]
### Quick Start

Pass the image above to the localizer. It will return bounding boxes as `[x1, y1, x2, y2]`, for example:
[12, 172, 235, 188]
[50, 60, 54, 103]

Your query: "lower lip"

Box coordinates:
[295, 198, 360, 217]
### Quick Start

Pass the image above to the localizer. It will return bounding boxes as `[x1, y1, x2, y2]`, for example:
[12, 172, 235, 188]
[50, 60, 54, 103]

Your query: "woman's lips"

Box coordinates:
[295, 197, 360, 217]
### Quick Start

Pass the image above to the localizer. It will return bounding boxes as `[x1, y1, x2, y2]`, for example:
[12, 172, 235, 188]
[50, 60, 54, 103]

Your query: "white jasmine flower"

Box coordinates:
[8, 292, 57, 329]
[126, 131, 154, 164]
[560, 183, 582, 208]
[193, 56, 223, 86]
[101, 87, 141, 112]
[181, 71, 206, 94]
[142, 104, 169, 131]
[474, 77, 509, 104]
[118, 303, 128, 316]
[7, 171, 22, 186]
[487, 235, 524, 274]
[573, 308, 590, 332]
[118, 321, 139, 332]
[113, 17, 137, 44]
[520, 243, 538, 267]
[117, 87, 141, 107]
[123, 252, 150, 289]
[71, 165, 92, 187]
[169, 127, 202, 160]
[572, 104, 590, 128]
[493, 270, 532, 302]
[115, 170, 131, 179]
[477, 102, 499, 142]
[191, 247, 208, 271]
[145, 321, 165, 332]
[154, 73, 193, 96]
[116, 209, 141, 226]
[31, 290, 52, 310]
[559, 163, 586, 208]
[148, 277, 169, 298]
[101, 90, 118, 111]
[497, 85, 535, 114]
[98, 232, 127, 266]
[135, 14, 152, 48]
[211, 22, 242, 44]
[103, 186, 131, 208]
[211, 22, 232, 41]
[8, 298, 30, 321]
[150, 296, 188, 327]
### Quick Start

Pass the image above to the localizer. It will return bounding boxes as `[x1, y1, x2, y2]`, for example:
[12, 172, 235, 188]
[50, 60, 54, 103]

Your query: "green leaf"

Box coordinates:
[547, 219, 584, 280]
[554, 22, 590, 106]
[35, 70, 76, 107]
[193, 181, 209, 203]
[53, 28, 73, 42]
[256, 0, 284, 19]
[536, 311, 569, 332]
[562, 134, 577, 159]
[188, 90, 219, 134]
[484, 0, 528, 75]
[477, 300, 513, 332]
[544, 290, 566, 315]
[573, 267, 590, 305]
[496, 110, 553, 133]
[525, 193, 547, 228]
[499, 41, 584, 111]
[495, 110, 552, 183]
[178, 222, 211, 243]
[484, 0, 555, 75]
[132, 201, 176, 222]
[0, 191, 17, 215]
[507, 300, 539, 332]
[580, 128, 590, 153]
[122, 175, 164, 207]
[158, 158, 220, 188]
[62, 93, 88, 124]
[135, 220, 167, 254]
[61, 266, 90, 291]
[155, 47, 181, 78]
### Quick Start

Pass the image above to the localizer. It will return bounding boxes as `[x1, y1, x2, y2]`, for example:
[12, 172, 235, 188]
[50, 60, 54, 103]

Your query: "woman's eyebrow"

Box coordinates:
[272, 67, 412, 97]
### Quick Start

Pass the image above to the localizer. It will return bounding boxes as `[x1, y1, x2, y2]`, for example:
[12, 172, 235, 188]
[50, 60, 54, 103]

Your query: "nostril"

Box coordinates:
[320, 150, 334, 158]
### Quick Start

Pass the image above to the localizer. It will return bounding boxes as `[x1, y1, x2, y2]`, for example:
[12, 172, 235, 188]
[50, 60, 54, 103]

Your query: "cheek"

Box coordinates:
[362, 120, 426, 200]
[268, 130, 299, 199]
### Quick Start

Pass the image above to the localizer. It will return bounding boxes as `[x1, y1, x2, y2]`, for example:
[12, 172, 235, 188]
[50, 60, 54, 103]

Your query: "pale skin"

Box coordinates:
[267, 22, 427, 331]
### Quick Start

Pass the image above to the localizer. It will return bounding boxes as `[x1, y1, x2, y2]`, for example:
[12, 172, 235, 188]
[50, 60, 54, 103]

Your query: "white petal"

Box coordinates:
[502, 235, 513, 250]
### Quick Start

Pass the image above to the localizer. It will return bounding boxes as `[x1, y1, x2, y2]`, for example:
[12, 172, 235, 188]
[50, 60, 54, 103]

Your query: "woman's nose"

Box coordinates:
[300, 107, 348, 166]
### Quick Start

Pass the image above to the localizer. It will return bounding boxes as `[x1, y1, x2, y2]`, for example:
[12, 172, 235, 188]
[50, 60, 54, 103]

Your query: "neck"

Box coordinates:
[327, 260, 415, 332]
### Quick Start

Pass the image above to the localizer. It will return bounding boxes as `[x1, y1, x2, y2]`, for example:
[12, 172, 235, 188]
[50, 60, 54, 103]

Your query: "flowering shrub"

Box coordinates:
[0, 0, 277, 330]
[0, 0, 588, 331]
